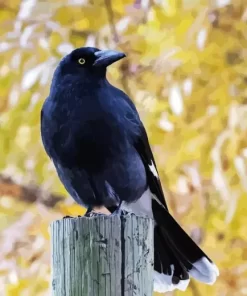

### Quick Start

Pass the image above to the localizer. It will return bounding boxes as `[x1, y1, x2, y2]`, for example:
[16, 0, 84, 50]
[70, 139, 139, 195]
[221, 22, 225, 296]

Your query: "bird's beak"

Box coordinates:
[93, 50, 126, 67]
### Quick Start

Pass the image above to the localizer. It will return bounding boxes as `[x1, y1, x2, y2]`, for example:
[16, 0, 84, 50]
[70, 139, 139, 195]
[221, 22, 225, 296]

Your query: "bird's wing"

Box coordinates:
[134, 124, 168, 210]
[40, 101, 55, 158]
[113, 88, 169, 210]
[40, 108, 50, 155]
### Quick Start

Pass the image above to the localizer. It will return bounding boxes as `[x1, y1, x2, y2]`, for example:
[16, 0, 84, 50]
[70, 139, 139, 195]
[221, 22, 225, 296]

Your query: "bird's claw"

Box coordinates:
[111, 208, 129, 216]
[84, 211, 107, 217]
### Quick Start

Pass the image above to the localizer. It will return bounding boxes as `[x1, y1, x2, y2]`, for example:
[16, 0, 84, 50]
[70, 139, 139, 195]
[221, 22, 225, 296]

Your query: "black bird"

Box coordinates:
[41, 47, 219, 293]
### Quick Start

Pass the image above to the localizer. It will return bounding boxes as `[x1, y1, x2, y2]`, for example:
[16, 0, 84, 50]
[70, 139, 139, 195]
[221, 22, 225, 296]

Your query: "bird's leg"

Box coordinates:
[85, 211, 106, 217]
[63, 215, 72, 219]
[84, 207, 93, 217]
[84, 206, 110, 217]
[111, 201, 129, 216]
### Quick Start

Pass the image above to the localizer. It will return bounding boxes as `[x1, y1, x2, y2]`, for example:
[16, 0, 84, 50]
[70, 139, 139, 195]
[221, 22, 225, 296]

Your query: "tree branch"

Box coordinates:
[0, 175, 64, 207]
[104, 0, 119, 43]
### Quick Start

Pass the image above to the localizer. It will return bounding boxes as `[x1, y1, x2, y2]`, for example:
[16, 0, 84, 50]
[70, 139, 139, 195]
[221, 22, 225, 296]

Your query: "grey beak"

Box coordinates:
[93, 50, 126, 67]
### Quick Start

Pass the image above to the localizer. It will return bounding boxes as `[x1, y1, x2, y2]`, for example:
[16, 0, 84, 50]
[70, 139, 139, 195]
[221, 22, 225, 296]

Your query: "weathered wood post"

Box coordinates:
[51, 213, 154, 296]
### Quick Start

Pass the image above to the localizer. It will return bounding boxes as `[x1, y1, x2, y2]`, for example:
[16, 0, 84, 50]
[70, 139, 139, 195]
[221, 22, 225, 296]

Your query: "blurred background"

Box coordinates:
[0, 0, 247, 295]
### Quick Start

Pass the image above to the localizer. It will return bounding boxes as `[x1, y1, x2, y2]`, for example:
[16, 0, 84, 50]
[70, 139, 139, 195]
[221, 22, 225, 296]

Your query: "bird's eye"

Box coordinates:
[78, 58, 86, 65]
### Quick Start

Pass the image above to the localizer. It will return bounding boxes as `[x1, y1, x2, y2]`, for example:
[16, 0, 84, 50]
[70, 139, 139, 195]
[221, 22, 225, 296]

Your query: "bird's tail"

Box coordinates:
[153, 201, 219, 293]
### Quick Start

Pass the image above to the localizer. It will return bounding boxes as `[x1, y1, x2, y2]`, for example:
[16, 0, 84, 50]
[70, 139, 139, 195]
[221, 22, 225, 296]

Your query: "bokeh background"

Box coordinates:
[1, 0, 247, 295]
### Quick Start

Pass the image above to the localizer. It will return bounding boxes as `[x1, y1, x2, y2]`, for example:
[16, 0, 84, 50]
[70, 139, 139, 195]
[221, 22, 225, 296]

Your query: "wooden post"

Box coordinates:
[51, 213, 154, 296]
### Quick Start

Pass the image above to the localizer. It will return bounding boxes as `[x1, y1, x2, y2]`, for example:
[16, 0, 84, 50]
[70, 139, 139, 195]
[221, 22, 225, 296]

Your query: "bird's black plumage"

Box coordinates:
[41, 47, 219, 292]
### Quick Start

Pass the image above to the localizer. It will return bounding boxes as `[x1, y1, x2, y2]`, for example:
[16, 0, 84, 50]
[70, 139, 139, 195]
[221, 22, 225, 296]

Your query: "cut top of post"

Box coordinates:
[51, 213, 154, 296]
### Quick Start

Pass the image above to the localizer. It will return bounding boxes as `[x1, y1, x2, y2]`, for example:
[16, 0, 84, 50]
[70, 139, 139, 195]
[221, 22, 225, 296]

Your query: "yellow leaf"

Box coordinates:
[73, 18, 90, 31]
[59, 203, 86, 216]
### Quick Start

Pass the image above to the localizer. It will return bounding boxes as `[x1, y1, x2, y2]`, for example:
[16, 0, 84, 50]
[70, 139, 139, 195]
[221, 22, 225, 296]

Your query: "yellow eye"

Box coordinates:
[78, 58, 86, 65]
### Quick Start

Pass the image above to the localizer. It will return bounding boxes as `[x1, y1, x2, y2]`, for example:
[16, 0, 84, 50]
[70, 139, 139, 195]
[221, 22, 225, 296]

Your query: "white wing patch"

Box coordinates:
[151, 193, 167, 210]
[149, 160, 159, 178]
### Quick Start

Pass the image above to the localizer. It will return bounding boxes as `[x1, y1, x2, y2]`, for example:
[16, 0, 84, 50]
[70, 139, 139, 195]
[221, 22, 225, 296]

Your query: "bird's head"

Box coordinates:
[56, 47, 126, 80]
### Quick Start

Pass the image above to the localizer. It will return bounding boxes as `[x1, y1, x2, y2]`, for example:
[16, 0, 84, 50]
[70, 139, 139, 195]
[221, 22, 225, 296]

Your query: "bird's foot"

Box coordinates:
[111, 208, 129, 216]
[110, 202, 129, 216]
[84, 211, 107, 217]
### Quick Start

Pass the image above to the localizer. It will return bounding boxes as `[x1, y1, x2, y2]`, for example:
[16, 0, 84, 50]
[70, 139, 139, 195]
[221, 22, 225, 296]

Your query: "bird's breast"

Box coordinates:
[43, 87, 141, 171]
[49, 110, 138, 171]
